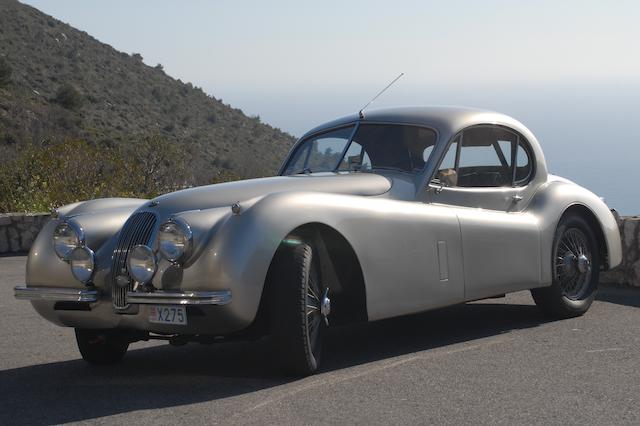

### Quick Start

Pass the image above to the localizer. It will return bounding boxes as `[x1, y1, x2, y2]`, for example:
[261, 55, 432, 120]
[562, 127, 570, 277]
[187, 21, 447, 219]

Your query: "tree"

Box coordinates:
[124, 135, 191, 196]
[54, 84, 83, 110]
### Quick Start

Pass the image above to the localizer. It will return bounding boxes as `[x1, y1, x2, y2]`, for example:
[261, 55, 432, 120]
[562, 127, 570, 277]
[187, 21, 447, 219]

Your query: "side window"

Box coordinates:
[515, 140, 533, 184]
[434, 135, 459, 187]
[338, 141, 372, 171]
[433, 126, 534, 188]
[457, 127, 515, 187]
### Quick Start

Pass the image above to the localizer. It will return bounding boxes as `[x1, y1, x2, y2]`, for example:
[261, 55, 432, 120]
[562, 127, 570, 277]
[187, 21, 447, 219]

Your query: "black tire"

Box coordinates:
[75, 328, 129, 365]
[268, 241, 325, 376]
[531, 214, 600, 318]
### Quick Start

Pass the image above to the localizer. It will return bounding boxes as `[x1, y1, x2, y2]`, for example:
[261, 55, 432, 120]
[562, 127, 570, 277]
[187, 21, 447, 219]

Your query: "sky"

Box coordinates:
[21, 0, 640, 214]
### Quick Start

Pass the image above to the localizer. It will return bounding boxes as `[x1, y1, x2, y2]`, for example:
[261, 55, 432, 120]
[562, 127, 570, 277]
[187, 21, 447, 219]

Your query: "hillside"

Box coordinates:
[0, 0, 295, 183]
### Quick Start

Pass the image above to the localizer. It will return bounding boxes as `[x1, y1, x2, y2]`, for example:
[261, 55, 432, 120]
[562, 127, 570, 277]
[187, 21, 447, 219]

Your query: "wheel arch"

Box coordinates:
[559, 203, 610, 270]
[256, 222, 368, 333]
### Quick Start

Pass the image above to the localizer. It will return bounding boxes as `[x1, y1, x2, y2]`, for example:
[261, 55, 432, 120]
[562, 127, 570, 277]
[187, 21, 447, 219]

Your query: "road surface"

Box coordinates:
[1, 255, 638, 425]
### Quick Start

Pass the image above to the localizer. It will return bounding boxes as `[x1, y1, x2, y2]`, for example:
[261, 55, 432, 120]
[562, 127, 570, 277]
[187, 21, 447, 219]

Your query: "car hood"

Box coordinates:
[151, 172, 392, 214]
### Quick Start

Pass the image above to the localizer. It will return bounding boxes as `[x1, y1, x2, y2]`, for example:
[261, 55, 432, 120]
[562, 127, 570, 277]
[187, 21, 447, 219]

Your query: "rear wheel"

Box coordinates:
[531, 214, 600, 318]
[268, 241, 328, 376]
[75, 328, 129, 365]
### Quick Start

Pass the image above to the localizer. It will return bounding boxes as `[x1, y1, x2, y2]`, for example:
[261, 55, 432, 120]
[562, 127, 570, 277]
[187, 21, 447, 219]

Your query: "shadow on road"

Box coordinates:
[0, 300, 553, 425]
[596, 286, 640, 308]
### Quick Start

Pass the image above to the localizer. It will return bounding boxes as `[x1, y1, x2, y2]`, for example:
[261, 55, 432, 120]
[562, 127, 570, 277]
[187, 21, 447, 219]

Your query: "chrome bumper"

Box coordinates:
[126, 290, 232, 305]
[14, 286, 231, 306]
[14, 286, 98, 302]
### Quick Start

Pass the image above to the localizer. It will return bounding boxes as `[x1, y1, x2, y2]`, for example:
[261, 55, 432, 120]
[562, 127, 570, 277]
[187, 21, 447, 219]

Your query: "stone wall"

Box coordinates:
[0, 211, 638, 287]
[601, 215, 640, 287]
[0, 213, 51, 254]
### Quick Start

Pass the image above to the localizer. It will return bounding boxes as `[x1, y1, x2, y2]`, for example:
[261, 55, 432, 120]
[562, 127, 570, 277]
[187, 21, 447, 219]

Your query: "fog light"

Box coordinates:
[127, 245, 156, 284]
[68, 246, 95, 284]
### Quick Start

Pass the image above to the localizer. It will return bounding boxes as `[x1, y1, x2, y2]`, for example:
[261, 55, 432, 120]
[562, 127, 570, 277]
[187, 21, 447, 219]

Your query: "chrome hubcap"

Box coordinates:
[306, 285, 330, 331]
[577, 254, 590, 274]
[555, 228, 592, 300]
[320, 287, 331, 325]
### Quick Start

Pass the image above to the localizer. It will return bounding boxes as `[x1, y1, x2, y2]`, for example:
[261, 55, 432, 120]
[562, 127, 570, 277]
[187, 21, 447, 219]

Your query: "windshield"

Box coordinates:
[282, 123, 437, 175]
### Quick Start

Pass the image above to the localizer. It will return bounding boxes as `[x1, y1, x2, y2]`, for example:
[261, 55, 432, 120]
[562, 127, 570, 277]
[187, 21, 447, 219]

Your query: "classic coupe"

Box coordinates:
[15, 106, 622, 375]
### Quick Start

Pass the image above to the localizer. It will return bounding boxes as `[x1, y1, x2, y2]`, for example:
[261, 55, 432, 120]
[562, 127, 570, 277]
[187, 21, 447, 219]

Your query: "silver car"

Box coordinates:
[15, 106, 622, 375]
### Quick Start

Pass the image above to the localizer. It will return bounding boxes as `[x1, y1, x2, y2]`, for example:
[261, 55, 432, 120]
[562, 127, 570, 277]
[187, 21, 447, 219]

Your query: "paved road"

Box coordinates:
[1, 256, 639, 425]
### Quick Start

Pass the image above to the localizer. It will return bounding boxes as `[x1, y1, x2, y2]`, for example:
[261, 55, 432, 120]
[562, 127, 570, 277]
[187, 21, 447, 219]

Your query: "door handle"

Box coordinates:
[512, 194, 523, 202]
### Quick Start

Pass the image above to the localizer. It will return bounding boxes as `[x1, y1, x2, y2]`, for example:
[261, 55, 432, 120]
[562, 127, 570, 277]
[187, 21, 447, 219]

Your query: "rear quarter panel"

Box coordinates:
[527, 179, 622, 286]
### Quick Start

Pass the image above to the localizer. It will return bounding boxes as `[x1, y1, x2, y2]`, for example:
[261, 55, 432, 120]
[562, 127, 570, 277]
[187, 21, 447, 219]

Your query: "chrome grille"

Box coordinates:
[111, 211, 158, 309]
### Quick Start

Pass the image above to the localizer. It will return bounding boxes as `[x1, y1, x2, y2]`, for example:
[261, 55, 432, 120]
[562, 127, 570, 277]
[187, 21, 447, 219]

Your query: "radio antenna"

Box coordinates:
[358, 72, 404, 119]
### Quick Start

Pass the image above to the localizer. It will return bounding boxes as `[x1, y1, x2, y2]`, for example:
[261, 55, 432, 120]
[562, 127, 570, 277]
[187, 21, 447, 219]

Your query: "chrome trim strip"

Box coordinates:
[14, 286, 98, 302]
[126, 290, 231, 305]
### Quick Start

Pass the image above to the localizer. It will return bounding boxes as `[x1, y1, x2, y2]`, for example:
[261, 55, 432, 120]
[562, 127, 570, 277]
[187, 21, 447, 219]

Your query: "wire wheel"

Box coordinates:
[305, 267, 323, 351]
[268, 241, 328, 375]
[554, 227, 592, 300]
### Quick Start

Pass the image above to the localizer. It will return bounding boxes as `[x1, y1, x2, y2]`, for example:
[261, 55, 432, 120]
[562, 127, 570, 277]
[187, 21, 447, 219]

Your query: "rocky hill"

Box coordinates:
[0, 0, 295, 183]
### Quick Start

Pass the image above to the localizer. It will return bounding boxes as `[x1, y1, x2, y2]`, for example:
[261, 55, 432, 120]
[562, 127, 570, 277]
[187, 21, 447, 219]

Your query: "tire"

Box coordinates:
[268, 241, 326, 376]
[75, 328, 129, 365]
[531, 214, 600, 318]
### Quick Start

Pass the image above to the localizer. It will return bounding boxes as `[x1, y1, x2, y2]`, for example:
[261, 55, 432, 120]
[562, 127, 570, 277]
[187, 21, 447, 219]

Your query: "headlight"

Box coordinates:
[68, 246, 95, 284]
[53, 220, 83, 259]
[157, 218, 192, 263]
[127, 245, 157, 284]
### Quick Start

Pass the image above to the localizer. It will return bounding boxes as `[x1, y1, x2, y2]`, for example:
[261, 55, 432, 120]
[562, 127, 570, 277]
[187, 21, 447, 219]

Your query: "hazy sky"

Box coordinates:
[21, 1, 640, 213]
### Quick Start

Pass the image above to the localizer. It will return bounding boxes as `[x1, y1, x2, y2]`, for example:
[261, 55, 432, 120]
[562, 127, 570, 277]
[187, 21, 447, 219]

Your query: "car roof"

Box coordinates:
[300, 106, 531, 141]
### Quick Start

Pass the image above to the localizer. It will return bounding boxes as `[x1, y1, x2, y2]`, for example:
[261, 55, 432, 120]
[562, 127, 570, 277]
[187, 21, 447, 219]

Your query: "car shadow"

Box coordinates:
[1, 301, 551, 425]
[596, 285, 640, 308]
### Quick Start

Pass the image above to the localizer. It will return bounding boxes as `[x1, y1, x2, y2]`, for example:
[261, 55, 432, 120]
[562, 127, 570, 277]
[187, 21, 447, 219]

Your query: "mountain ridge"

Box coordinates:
[0, 0, 296, 183]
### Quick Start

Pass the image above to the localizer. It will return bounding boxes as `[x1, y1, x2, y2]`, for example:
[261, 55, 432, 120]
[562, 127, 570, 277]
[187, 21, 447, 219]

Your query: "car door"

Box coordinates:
[425, 125, 541, 300]
[335, 123, 466, 320]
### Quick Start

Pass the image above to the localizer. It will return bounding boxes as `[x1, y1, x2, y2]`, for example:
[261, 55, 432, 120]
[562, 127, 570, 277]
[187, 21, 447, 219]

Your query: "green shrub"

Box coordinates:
[124, 134, 190, 196]
[0, 57, 12, 87]
[54, 84, 83, 110]
[0, 135, 192, 213]
[211, 168, 241, 184]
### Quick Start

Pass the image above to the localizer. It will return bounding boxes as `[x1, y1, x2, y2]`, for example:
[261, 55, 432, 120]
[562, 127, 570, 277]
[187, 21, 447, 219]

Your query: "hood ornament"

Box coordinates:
[149, 200, 159, 207]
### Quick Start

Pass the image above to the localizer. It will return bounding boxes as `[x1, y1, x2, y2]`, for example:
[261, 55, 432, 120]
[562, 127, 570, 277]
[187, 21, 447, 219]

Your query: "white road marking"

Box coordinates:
[585, 348, 623, 353]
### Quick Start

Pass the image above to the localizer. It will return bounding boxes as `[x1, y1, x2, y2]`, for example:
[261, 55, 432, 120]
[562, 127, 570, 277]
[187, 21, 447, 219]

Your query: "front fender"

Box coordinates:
[27, 199, 147, 287]
[177, 190, 463, 326]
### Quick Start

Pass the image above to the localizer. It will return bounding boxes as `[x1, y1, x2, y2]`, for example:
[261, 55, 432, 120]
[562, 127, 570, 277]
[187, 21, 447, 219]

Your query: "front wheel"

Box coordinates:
[75, 328, 130, 365]
[268, 241, 328, 376]
[531, 214, 600, 318]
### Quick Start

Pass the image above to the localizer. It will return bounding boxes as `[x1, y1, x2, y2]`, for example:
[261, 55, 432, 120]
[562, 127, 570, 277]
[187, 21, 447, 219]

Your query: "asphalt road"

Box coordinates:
[1, 255, 639, 425]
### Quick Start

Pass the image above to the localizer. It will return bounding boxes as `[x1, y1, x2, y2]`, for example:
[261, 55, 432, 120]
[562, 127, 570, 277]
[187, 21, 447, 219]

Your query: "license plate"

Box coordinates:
[148, 305, 187, 325]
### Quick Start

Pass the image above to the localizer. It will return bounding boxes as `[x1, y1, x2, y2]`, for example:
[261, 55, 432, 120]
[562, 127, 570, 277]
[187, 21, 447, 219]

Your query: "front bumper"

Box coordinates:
[126, 290, 232, 305]
[14, 285, 241, 334]
[14, 286, 231, 306]
[14, 286, 98, 302]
